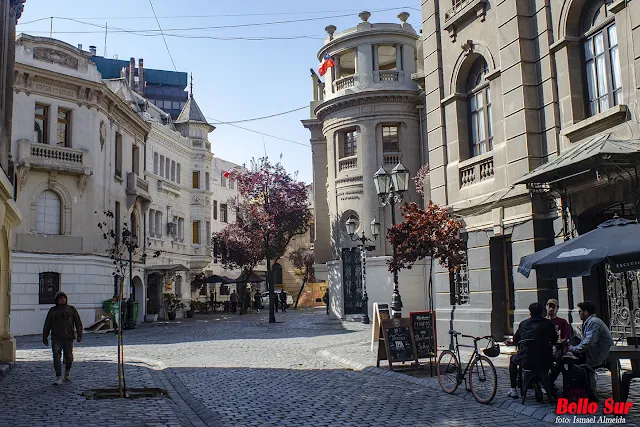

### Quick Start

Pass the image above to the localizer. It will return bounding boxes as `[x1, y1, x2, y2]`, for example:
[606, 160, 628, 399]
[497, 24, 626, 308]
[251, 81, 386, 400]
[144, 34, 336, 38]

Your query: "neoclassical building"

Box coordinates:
[419, 0, 640, 343]
[303, 11, 428, 319]
[10, 35, 150, 335]
[0, 0, 25, 364]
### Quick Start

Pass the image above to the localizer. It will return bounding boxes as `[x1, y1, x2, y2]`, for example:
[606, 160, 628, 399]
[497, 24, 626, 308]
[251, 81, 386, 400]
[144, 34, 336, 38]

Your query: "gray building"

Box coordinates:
[419, 0, 640, 343]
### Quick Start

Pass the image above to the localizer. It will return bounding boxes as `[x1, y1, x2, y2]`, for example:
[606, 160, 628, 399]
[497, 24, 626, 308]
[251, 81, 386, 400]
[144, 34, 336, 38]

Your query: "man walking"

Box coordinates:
[230, 289, 238, 313]
[42, 291, 83, 385]
[279, 290, 287, 313]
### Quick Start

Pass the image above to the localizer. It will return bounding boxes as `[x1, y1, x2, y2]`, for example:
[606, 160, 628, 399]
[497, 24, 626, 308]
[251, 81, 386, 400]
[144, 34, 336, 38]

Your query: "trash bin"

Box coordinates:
[103, 299, 118, 318]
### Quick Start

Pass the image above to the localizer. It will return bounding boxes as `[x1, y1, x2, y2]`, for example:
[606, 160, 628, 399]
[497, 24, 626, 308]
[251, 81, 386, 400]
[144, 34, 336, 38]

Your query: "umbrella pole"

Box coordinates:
[624, 273, 639, 348]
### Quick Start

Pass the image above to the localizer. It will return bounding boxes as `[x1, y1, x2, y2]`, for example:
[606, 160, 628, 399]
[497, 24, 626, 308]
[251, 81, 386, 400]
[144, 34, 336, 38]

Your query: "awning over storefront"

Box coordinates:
[145, 264, 190, 274]
[515, 134, 640, 185]
[204, 275, 234, 284]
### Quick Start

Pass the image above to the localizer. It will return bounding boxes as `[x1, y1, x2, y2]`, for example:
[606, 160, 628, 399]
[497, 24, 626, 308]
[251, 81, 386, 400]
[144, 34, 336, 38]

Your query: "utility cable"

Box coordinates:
[206, 116, 310, 148]
[208, 106, 307, 125]
[147, 0, 176, 71]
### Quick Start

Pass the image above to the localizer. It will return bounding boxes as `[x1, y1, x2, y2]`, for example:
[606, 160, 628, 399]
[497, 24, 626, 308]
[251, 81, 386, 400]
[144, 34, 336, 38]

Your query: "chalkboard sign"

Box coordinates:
[410, 311, 437, 359]
[381, 318, 418, 368]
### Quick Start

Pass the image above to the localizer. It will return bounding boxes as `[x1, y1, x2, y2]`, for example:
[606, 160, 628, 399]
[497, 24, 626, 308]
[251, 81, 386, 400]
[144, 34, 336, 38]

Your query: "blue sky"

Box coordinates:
[17, 0, 421, 183]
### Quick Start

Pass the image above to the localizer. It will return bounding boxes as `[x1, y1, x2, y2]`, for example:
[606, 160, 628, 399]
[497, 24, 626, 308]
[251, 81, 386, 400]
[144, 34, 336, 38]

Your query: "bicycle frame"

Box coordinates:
[451, 333, 483, 384]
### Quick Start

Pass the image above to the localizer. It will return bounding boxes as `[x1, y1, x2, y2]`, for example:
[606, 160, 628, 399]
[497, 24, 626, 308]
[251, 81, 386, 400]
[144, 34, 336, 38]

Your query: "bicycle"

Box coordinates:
[436, 330, 499, 404]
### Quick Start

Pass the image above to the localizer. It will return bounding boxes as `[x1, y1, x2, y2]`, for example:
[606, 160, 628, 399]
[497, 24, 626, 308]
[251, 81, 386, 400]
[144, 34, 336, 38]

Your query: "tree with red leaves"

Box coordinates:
[215, 157, 311, 323]
[288, 247, 315, 308]
[387, 202, 466, 311]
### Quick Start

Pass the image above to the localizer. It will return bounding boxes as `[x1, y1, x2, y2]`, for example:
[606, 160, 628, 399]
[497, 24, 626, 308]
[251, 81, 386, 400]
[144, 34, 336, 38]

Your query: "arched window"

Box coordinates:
[467, 57, 492, 157]
[582, 0, 621, 116]
[35, 190, 61, 234]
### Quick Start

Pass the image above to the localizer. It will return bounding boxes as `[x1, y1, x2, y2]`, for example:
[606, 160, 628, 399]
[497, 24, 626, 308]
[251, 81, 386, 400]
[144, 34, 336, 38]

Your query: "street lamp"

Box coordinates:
[122, 229, 139, 330]
[346, 217, 379, 324]
[374, 163, 410, 318]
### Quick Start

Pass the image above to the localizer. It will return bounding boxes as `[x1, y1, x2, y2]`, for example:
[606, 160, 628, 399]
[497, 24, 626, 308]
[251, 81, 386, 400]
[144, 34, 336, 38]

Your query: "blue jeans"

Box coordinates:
[51, 340, 73, 377]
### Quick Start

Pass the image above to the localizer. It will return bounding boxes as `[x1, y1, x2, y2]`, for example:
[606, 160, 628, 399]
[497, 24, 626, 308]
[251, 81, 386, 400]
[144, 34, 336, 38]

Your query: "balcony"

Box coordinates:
[338, 156, 357, 172]
[459, 155, 494, 187]
[158, 179, 181, 197]
[383, 152, 403, 166]
[190, 244, 212, 269]
[126, 172, 152, 209]
[333, 75, 355, 92]
[16, 139, 92, 192]
[378, 71, 399, 82]
[443, 0, 488, 41]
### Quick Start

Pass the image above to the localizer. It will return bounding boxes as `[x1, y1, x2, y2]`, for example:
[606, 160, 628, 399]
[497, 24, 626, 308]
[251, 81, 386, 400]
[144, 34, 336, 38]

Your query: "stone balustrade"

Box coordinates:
[459, 156, 494, 187]
[136, 176, 149, 192]
[383, 152, 402, 166]
[334, 75, 355, 91]
[378, 71, 399, 82]
[338, 156, 357, 172]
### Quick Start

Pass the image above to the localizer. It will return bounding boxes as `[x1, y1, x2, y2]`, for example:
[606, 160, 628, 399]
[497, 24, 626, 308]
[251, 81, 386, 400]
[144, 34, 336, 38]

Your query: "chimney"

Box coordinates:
[138, 58, 145, 94]
[77, 44, 83, 50]
[89, 45, 97, 56]
[129, 57, 135, 90]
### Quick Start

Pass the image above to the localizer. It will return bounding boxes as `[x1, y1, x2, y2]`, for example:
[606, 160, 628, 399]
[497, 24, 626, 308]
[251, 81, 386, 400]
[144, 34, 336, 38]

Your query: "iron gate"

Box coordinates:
[342, 247, 362, 315]
[606, 265, 640, 338]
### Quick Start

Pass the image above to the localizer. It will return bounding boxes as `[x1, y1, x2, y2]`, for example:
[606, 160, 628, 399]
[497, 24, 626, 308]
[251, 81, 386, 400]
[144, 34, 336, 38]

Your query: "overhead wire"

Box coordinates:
[147, 0, 176, 71]
[207, 106, 307, 124]
[206, 116, 310, 148]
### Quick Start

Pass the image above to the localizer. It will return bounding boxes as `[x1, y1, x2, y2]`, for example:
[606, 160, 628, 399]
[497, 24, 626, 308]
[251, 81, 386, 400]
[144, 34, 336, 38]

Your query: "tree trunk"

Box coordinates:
[117, 276, 125, 398]
[266, 238, 275, 323]
[238, 283, 246, 315]
[428, 257, 434, 312]
[294, 275, 308, 309]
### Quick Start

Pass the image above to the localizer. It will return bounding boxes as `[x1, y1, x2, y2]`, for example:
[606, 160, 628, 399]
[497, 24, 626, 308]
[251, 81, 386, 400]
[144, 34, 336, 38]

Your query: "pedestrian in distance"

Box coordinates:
[230, 289, 238, 313]
[42, 291, 83, 386]
[279, 290, 287, 312]
[323, 289, 329, 315]
[253, 291, 262, 313]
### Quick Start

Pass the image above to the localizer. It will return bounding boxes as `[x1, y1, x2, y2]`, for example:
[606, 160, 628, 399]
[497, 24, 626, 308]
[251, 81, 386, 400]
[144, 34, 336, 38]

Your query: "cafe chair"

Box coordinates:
[518, 339, 555, 404]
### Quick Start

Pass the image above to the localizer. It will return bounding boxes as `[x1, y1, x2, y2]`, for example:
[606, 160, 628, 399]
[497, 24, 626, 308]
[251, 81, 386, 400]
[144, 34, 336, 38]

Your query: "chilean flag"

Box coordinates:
[318, 53, 335, 77]
[223, 167, 234, 178]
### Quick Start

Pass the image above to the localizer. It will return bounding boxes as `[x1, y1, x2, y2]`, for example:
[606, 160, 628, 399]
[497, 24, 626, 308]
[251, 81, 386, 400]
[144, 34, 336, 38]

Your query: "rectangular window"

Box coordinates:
[155, 211, 162, 237]
[115, 201, 121, 244]
[178, 218, 184, 242]
[171, 161, 176, 182]
[205, 172, 210, 190]
[382, 125, 399, 152]
[584, 23, 621, 116]
[176, 164, 181, 184]
[57, 109, 71, 147]
[220, 204, 228, 223]
[132, 145, 140, 175]
[192, 171, 200, 189]
[115, 133, 122, 177]
[153, 153, 159, 175]
[449, 242, 469, 305]
[220, 172, 227, 187]
[342, 130, 357, 157]
[35, 104, 48, 144]
[39, 272, 60, 305]
[159, 155, 165, 178]
[206, 221, 211, 246]
[192, 220, 200, 244]
[229, 179, 235, 190]
[213, 200, 218, 220]
[165, 159, 170, 179]
[149, 209, 155, 237]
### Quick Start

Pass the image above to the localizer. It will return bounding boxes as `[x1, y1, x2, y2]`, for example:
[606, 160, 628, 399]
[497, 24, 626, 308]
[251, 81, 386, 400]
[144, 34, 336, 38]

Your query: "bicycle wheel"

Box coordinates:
[437, 350, 460, 394]
[469, 355, 497, 404]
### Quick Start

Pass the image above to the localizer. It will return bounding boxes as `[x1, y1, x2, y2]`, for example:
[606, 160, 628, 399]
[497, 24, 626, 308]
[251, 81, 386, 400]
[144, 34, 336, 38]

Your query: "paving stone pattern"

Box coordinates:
[0, 310, 637, 426]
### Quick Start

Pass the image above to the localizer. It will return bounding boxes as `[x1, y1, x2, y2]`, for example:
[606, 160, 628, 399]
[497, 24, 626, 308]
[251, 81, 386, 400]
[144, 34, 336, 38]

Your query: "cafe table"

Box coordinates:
[609, 346, 640, 401]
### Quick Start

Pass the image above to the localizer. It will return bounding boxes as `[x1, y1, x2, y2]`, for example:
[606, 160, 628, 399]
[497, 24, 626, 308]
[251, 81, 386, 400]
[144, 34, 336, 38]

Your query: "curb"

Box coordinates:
[317, 348, 561, 425]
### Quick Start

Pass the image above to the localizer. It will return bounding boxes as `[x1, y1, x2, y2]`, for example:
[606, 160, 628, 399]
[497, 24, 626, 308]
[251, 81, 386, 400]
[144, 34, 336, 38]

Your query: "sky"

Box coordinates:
[17, 0, 421, 184]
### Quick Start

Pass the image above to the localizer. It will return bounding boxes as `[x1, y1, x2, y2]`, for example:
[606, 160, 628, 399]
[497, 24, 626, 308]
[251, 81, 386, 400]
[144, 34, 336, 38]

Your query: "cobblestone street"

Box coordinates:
[0, 309, 638, 426]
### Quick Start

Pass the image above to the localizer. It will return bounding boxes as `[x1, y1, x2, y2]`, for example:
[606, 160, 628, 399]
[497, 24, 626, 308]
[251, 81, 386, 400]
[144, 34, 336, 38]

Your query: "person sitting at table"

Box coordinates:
[546, 298, 572, 384]
[567, 301, 614, 400]
[508, 302, 557, 399]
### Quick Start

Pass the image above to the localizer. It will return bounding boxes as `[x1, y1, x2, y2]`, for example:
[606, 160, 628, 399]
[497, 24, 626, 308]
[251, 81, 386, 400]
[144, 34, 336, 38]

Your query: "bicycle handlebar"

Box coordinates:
[449, 330, 495, 342]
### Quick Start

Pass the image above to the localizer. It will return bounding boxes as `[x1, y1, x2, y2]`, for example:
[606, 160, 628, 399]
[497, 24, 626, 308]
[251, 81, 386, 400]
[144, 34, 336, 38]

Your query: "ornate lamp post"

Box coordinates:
[373, 163, 410, 318]
[346, 217, 380, 324]
[122, 229, 139, 330]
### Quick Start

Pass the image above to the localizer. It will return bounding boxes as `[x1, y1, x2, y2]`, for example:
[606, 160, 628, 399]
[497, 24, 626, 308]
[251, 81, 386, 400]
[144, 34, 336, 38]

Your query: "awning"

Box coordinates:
[145, 264, 190, 274]
[204, 275, 234, 284]
[515, 133, 640, 185]
[235, 272, 266, 283]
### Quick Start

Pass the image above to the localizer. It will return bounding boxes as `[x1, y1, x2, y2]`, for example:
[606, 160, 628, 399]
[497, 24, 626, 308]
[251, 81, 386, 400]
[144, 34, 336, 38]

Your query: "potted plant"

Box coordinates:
[163, 293, 185, 321]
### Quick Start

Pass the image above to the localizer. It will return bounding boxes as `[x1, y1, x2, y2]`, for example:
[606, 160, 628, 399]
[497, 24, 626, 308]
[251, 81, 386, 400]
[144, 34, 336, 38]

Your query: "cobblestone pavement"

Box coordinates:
[0, 309, 637, 426]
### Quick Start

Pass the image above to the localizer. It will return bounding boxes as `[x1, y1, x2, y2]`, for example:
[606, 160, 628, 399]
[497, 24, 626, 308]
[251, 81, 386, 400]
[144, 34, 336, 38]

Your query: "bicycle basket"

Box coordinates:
[483, 339, 500, 357]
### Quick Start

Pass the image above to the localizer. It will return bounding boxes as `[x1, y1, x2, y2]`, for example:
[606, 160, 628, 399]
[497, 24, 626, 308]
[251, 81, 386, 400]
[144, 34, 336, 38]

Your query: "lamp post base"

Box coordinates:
[361, 313, 370, 324]
[390, 289, 403, 319]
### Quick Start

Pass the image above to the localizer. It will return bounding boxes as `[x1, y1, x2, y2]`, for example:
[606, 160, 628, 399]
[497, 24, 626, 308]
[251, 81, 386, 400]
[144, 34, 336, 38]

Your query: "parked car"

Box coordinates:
[261, 291, 293, 309]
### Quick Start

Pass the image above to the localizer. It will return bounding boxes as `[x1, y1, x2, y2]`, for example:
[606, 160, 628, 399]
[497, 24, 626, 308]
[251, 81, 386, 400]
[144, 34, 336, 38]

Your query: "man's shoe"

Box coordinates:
[64, 371, 71, 381]
[507, 388, 519, 398]
[54, 376, 63, 386]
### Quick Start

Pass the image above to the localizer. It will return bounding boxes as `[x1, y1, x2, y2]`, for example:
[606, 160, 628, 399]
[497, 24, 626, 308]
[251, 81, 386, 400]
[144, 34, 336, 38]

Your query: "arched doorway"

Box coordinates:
[146, 273, 162, 316]
[133, 276, 144, 322]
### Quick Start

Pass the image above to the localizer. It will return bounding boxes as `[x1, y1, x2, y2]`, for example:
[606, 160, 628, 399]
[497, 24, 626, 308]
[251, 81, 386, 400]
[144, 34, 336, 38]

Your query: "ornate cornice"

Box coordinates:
[315, 91, 420, 122]
[10, 0, 26, 24]
[323, 114, 417, 134]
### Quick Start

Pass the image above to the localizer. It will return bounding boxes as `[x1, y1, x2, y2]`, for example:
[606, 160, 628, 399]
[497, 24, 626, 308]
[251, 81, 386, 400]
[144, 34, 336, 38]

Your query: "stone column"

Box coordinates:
[357, 44, 373, 89]
[396, 44, 402, 71]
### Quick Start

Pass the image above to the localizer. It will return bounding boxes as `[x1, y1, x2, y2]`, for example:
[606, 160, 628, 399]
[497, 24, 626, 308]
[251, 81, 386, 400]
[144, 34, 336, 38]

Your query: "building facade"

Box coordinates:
[0, 0, 25, 363]
[419, 0, 640, 343]
[303, 12, 430, 320]
[10, 35, 150, 336]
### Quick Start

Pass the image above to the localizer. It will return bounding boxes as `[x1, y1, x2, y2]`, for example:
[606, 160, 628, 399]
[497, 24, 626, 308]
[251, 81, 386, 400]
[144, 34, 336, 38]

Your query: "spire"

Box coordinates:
[175, 94, 215, 132]
[190, 72, 193, 97]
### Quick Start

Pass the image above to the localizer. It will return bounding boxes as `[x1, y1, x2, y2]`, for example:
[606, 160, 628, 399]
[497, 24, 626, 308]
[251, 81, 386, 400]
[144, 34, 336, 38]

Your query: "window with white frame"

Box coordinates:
[35, 190, 61, 235]
[220, 171, 227, 187]
[467, 57, 492, 157]
[155, 210, 162, 237]
[220, 204, 228, 223]
[382, 125, 399, 152]
[338, 129, 357, 158]
[159, 155, 165, 178]
[154, 153, 159, 175]
[171, 160, 176, 182]
[149, 209, 155, 237]
[582, 0, 622, 116]
[177, 164, 181, 184]
[213, 200, 218, 220]
[178, 217, 184, 242]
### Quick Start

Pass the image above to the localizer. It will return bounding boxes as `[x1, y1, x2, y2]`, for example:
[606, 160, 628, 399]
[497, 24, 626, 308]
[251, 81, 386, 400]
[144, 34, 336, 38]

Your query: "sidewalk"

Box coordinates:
[318, 323, 640, 427]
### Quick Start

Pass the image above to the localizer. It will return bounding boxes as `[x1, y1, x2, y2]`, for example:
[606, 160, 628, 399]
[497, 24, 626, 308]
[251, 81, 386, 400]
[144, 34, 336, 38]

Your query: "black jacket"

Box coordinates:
[513, 315, 556, 369]
[43, 291, 83, 342]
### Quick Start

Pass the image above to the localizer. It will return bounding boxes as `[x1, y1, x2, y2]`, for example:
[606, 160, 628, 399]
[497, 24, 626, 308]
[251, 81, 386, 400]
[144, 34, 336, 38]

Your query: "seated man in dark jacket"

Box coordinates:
[507, 302, 557, 398]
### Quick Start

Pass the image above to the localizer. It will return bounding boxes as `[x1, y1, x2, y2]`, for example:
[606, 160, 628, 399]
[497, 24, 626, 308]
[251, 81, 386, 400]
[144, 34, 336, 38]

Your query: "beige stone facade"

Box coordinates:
[419, 0, 640, 343]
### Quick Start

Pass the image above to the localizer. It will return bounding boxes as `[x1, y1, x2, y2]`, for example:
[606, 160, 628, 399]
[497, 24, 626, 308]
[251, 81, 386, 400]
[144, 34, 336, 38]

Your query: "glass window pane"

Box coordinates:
[608, 24, 618, 47]
[486, 87, 491, 104]
[596, 55, 609, 98]
[584, 39, 594, 61]
[476, 92, 483, 109]
[477, 108, 485, 142]
[471, 112, 479, 146]
[585, 59, 597, 103]
[487, 103, 493, 139]
[469, 95, 476, 112]
[610, 45, 622, 101]
[594, 33, 604, 55]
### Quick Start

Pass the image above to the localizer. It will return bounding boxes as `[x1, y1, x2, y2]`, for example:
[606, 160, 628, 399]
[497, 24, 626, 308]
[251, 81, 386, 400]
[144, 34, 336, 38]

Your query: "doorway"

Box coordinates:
[133, 276, 144, 322]
[342, 247, 362, 315]
[490, 236, 515, 339]
[146, 273, 161, 315]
